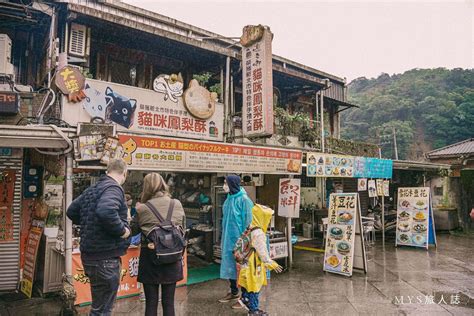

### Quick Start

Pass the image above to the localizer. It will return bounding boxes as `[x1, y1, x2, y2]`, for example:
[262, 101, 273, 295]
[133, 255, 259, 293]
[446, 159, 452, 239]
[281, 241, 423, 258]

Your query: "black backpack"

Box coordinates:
[145, 200, 186, 265]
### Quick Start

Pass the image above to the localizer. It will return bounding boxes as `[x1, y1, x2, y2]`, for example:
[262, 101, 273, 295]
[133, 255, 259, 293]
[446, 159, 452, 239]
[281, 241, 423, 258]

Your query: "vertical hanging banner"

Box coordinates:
[241, 25, 274, 137]
[278, 178, 301, 218]
[323, 193, 367, 277]
[396, 187, 436, 249]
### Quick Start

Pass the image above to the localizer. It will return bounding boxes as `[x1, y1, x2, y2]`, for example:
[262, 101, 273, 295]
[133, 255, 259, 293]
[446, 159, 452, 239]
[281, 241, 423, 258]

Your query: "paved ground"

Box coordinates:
[1, 233, 473, 315]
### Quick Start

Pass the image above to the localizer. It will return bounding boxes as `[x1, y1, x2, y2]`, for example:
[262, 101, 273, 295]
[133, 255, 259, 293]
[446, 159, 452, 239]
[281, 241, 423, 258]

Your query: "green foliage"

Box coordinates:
[192, 72, 213, 86]
[343, 68, 474, 159]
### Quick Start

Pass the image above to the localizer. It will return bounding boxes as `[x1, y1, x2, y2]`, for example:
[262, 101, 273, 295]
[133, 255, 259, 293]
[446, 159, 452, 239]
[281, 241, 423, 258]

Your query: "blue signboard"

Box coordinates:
[354, 157, 392, 179]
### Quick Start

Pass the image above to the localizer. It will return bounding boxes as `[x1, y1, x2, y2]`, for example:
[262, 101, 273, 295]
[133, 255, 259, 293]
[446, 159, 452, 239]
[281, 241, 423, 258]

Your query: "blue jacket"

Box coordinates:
[220, 187, 253, 280]
[67, 175, 130, 260]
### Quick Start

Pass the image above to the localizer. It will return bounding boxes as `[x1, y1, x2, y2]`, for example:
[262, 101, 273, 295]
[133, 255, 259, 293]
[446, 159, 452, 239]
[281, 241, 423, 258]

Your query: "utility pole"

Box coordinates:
[392, 126, 399, 160]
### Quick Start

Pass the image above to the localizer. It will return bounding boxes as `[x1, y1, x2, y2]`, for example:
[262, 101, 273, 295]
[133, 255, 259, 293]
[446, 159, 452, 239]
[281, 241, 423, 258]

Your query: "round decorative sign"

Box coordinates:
[183, 79, 217, 120]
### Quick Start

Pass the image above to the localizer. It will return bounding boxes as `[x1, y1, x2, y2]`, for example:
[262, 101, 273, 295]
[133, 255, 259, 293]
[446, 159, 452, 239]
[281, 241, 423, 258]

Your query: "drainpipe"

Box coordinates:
[47, 7, 56, 88]
[320, 91, 325, 153]
[65, 153, 73, 278]
[224, 57, 231, 139]
[61, 152, 76, 308]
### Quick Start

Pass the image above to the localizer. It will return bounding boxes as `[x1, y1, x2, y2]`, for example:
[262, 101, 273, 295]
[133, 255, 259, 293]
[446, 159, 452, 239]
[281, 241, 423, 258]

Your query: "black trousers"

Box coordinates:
[229, 279, 239, 295]
[143, 283, 177, 316]
[82, 257, 121, 316]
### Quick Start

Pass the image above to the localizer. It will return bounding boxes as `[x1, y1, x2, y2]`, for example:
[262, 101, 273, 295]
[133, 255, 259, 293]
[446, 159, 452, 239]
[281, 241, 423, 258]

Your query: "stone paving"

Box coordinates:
[1, 233, 473, 315]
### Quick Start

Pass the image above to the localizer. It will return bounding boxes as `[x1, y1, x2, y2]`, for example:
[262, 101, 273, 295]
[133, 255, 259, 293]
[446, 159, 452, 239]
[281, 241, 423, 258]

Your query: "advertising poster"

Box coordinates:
[368, 180, 377, 198]
[119, 134, 302, 175]
[278, 178, 301, 218]
[323, 193, 361, 277]
[376, 179, 384, 196]
[269, 242, 289, 259]
[357, 178, 367, 191]
[72, 249, 189, 305]
[62, 79, 224, 141]
[44, 184, 63, 207]
[396, 187, 431, 249]
[306, 153, 355, 178]
[20, 225, 43, 298]
[241, 26, 274, 137]
[0, 206, 13, 242]
[383, 180, 390, 197]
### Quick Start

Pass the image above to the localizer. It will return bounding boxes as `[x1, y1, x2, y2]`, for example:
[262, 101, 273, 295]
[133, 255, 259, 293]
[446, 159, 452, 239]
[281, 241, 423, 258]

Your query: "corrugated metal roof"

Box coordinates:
[426, 138, 474, 157]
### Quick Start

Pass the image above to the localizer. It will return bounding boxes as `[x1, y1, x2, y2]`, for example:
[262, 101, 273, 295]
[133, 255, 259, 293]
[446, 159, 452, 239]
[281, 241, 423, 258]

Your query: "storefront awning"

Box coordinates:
[324, 97, 359, 114]
[393, 160, 451, 171]
[0, 125, 74, 150]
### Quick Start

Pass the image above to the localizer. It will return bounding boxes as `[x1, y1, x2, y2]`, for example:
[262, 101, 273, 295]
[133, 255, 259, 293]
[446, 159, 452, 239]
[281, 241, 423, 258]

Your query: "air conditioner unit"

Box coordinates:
[69, 23, 87, 57]
[0, 34, 14, 76]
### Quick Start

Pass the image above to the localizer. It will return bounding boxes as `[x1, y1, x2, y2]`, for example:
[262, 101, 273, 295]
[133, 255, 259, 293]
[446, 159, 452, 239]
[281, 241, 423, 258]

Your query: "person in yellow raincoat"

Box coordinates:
[238, 204, 283, 315]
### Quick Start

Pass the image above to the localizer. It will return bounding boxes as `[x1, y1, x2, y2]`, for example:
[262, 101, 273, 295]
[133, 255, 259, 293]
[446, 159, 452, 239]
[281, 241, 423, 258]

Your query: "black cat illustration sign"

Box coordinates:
[62, 79, 224, 141]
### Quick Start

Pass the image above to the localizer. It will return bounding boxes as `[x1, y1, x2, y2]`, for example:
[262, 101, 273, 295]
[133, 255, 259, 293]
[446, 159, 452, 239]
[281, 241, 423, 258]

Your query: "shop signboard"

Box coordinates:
[72, 248, 188, 305]
[396, 187, 436, 249]
[241, 25, 274, 137]
[20, 224, 43, 298]
[278, 178, 301, 218]
[269, 241, 288, 259]
[307, 153, 393, 179]
[118, 134, 302, 175]
[354, 157, 393, 179]
[306, 153, 355, 178]
[323, 193, 367, 277]
[62, 79, 224, 141]
[0, 170, 15, 242]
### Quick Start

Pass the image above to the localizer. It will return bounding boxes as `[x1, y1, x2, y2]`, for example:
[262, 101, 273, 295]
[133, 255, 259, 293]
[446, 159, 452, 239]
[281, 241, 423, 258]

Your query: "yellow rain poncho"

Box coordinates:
[238, 204, 278, 293]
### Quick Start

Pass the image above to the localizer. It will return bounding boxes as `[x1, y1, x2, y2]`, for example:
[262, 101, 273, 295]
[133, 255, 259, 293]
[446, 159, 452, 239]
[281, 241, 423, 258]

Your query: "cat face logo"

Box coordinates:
[83, 84, 111, 121]
[105, 87, 137, 129]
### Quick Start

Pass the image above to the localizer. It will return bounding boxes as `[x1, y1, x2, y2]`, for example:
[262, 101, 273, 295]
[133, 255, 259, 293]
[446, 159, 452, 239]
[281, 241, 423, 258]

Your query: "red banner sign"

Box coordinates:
[20, 226, 43, 297]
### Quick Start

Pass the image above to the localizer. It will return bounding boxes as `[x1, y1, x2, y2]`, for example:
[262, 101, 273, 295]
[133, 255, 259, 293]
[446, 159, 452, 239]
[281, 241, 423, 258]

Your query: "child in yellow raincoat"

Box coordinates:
[238, 204, 283, 315]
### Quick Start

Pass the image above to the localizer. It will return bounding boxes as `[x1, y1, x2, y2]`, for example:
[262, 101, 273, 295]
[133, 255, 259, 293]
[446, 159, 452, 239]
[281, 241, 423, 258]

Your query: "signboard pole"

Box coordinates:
[287, 217, 293, 269]
[382, 193, 385, 249]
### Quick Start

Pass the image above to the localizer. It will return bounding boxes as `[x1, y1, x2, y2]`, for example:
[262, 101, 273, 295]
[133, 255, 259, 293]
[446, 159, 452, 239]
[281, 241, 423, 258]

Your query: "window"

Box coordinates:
[295, 167, 316, 188]
[434, 186, 443, 196]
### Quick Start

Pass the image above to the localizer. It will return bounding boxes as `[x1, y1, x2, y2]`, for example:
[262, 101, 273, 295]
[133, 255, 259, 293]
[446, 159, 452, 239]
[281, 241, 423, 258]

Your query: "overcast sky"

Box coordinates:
[123, 0, 473, 81]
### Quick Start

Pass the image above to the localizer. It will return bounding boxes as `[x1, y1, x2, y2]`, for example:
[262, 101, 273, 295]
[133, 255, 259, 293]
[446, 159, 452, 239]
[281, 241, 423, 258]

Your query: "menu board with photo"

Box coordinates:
[396, 187, 433, 249]
[357, 178, 367, 191]
[368, 180, 377, 198]
[307, 153, 354, 178]
[323, 193, 366, 277]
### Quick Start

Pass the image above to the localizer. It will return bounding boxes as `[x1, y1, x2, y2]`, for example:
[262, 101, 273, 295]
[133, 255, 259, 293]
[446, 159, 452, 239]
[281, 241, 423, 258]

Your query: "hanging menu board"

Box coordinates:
[323, 193, 367, 277]
[307, 153, 355, 177]
[396, 187, 435, 249]
[306, 153, 393, 179]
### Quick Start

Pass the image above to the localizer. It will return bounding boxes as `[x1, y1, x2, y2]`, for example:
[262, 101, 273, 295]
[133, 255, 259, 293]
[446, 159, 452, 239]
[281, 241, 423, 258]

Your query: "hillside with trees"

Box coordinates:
[342, 68, 474, 160]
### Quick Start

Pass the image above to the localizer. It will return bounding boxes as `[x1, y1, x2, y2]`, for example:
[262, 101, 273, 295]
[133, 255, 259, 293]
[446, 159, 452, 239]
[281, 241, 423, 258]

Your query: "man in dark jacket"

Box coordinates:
[67, 159, 130, 316]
